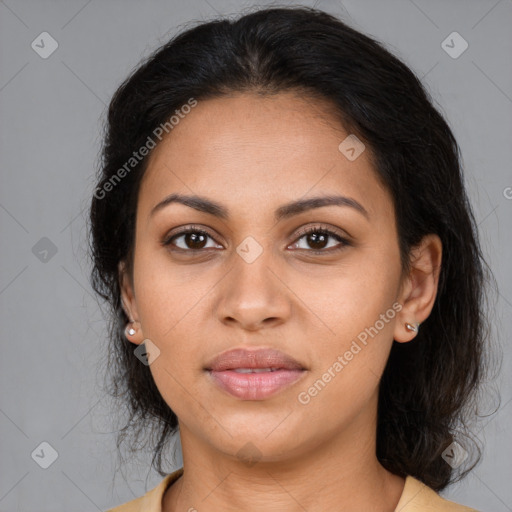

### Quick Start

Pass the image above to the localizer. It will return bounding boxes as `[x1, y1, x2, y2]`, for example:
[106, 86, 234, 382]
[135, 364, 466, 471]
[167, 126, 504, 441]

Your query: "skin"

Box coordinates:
[119, 91, 442, 512]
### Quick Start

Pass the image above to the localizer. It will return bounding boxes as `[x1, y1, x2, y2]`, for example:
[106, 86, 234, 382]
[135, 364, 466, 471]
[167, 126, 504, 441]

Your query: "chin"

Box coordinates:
[207, 423, 311, 463]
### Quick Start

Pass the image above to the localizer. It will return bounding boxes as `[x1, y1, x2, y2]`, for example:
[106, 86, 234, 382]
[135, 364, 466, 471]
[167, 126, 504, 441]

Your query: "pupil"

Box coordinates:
[309, 232, 327, 249]
[186, 232, 206, 249]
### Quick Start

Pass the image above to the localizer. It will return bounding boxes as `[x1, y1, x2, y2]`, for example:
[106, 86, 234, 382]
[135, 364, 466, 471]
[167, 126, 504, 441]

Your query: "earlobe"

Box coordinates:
[124, 320, 144, 345]
[393, 234, 442, 343]
[405, 322, 420, 333]
[394, 320, 421, 343]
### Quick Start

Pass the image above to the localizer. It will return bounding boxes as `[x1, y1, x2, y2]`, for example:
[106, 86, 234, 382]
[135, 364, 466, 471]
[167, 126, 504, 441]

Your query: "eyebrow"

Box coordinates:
[149, 193, 369, 222]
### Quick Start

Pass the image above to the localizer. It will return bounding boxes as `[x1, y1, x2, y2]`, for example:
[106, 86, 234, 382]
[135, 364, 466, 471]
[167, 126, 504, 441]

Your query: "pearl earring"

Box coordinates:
[405, 322, 420, 333]
[125, 324, 136, 337]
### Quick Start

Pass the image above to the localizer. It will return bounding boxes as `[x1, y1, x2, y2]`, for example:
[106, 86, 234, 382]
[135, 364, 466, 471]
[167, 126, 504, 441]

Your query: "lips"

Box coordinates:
[205, 348, 307, 400]
[204, 348, 305, 372]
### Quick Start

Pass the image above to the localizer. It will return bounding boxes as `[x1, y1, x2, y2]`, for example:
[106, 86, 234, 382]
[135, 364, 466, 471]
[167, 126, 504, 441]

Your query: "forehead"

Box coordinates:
[145, 91, 346, 164]
[137, 92, 389, 220]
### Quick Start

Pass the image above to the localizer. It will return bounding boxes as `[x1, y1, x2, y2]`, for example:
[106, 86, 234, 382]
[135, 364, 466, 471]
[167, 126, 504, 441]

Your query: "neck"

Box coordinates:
[163, 399, 404, 511]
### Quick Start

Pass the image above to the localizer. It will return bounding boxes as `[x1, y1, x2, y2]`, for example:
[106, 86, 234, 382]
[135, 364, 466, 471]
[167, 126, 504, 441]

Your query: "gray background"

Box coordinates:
[0, 0, 511, 510]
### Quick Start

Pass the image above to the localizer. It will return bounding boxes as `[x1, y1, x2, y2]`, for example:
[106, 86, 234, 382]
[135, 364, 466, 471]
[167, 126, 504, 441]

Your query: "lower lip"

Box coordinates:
[208, 369, 306, 400]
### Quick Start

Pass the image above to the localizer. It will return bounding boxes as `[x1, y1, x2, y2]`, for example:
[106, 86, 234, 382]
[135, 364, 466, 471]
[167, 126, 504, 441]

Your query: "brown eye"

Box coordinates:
[181, 232, 208, 249]
[162, 228, 222, 251]
[305, 231, 329, 250]
[289, 226, 350, 254]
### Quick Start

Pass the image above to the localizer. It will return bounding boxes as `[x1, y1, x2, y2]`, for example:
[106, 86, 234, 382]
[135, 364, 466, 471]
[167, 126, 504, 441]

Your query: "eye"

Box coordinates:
[161, 225, 222, 252]
[289, 226, 351, 254]
[161, 224, 351, 255]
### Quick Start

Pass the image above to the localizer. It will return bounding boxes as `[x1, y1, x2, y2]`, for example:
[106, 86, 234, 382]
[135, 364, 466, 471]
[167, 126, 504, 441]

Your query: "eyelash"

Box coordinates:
[161, 224, 351, 255]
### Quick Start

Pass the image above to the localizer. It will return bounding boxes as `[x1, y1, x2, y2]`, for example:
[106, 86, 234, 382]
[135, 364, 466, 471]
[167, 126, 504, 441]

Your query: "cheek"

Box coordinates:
[295, 318, 395, 435]
[133, 245, 215, 340]
[296, 259, 401, 405]
[131, 253, 211, 408]
[294, 252, 401, 340]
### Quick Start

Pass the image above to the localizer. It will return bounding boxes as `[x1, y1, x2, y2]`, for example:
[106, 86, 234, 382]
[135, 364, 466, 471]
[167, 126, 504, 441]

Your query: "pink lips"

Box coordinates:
[205, 348, 306, 400]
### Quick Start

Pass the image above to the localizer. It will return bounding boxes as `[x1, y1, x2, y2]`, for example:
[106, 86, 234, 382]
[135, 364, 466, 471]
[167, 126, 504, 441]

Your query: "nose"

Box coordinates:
[214, 245, 292, 331]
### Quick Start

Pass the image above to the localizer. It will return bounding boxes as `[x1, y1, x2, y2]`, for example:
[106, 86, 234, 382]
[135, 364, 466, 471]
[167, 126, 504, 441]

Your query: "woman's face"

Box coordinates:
[121, 91, 412, 463]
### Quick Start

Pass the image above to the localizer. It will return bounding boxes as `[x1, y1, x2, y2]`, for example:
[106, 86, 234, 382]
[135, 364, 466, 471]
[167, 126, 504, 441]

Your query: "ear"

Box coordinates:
[118, 260, 145, 345]
[394, 234, 442, 343]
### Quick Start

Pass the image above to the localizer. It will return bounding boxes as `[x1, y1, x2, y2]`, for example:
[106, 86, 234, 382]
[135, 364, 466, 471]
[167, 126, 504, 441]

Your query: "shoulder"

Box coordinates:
[105, 470, 478, 512]
[106, 468, 184, 512]
[396, 476, 480, 511]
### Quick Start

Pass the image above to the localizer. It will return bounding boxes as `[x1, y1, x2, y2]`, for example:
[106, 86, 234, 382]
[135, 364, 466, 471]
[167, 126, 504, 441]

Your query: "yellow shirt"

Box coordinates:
[106, 468, 479, 511]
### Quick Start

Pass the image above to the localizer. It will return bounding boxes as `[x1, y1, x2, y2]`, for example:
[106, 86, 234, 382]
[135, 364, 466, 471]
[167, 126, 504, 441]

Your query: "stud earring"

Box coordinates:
[125, 323, 137, 337]
[405, 322, 420, 333]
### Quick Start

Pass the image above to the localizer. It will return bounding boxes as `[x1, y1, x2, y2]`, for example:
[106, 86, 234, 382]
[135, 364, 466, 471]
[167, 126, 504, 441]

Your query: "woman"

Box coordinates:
[89, 6, 491, 511]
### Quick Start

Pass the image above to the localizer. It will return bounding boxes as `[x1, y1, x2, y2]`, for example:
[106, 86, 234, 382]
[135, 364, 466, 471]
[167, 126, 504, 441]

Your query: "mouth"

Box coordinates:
[204, 348, 307, 400]
[230, 368, 281, 373]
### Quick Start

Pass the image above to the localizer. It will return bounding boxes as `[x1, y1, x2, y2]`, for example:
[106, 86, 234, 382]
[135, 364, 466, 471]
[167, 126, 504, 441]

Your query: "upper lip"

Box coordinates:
[205, 348, 305, 371]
